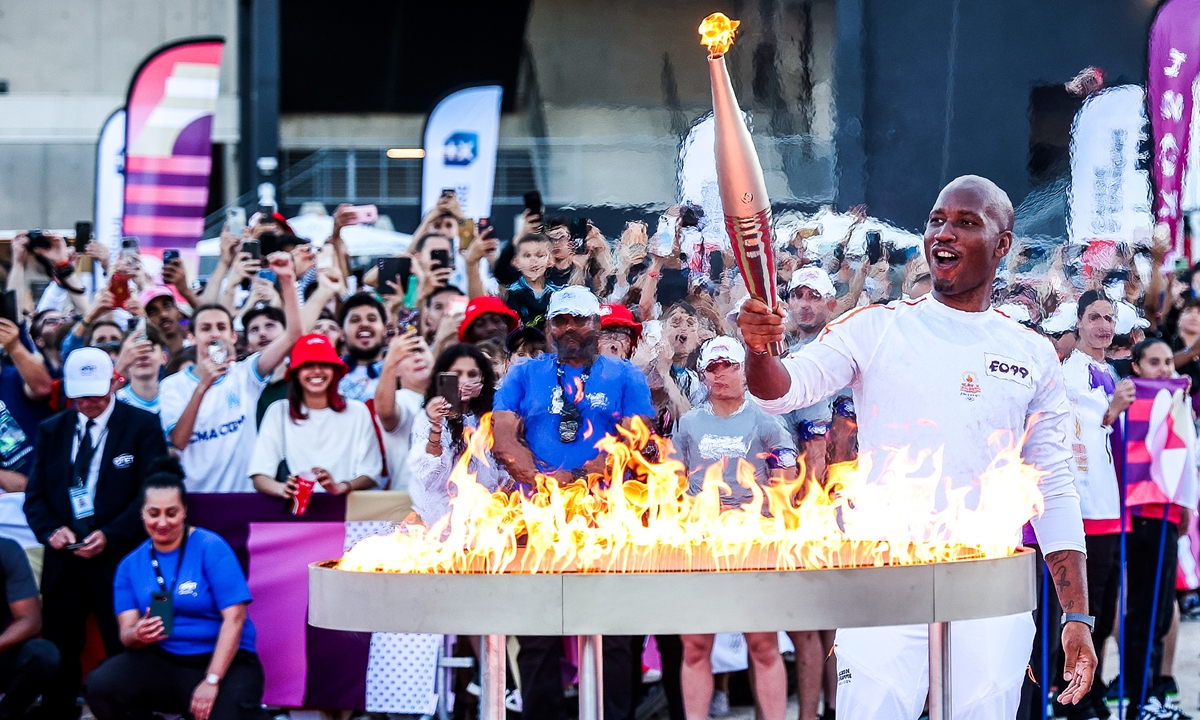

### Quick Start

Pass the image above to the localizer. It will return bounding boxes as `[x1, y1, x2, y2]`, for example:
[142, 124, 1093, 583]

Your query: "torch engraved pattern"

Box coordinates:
[726, 209, 785, 355]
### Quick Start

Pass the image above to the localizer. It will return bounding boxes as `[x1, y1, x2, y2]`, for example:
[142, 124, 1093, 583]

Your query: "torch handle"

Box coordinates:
[726, 210, 785, 356]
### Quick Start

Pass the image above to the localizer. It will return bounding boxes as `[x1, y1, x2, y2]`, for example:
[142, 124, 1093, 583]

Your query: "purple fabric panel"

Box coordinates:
[247, 521, 350, 707]
[172, 116, 215, 157]
[124, 172, 211, 187]
[304, 624, 371, 709]
[124, 203, 208, 218]
[186, 493, 347, 575]
[1148, 0, 1200, 248]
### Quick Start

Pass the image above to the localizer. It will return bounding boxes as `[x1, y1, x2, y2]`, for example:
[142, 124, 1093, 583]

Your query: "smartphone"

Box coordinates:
[458, 218, 475, 250]
[440, 188, 456, 199]
[476, 218, 494, 247]
[569, 217, 589, 241]
[865, 230, 883, 265]
[225, 206, 247, 236]
[0, 291, 17, 324]
[74, 222, 92, 253]
[131, 315, 148, 342]
[241, 240, 261, 261]
[709, 251, 725, 282]
[524, 191, 544, 217]
[256, 204, 276, 225]
[162, 249, 180, 266]
[448, 296, 469, 317]
[120, 237, 139, 259]
[207, 340, 229, 365]
[652, 215, 678, 257]
[436, 372, 461, 414]
[429, 248, 452, 271]
[378, 257, 412, 295]
[109, 272, 130, 309]
[657, 268, 689, 308]
[347, 204, 378, 225]
[149, 592, 174, 636]
[258, 269, 278, 284]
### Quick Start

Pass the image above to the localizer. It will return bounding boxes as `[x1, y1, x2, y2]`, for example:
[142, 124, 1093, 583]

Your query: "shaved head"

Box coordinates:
[941, 175, 1015, 234]
[923, 175, 1015, 312]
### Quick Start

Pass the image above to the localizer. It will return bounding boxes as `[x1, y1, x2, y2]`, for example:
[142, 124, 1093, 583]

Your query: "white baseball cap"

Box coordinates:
[788, 266, 836, 298]
[1114, 301, 1150, 335]
[996, 303, 1032, 325]
[697, 336, 747, 371]
[547, 286, 602, 319]
[64, 347, 114, 399]
[1040, 301, 1078, 335]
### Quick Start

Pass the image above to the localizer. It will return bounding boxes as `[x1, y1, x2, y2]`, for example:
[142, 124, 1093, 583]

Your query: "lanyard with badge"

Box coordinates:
[69, 421, 107, 522]
[556, 362, 592, 443]
[148, 526, 189, 636]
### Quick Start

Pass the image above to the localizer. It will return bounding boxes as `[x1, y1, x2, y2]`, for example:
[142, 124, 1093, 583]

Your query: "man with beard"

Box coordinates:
[457, 296, 519, 346]
[492, 286, 653, 720]
[140, 287, 188, 356]
[337, 293, 388, 404]
[737, 175, 1094, 719]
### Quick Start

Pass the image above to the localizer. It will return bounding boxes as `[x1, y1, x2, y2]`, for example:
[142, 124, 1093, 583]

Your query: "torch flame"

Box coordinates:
[338, 416, 1046, 575]
[699, 13, 740, 58]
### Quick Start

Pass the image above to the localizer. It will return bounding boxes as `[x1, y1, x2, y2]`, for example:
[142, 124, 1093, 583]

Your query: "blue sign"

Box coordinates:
[443, 132, 478, 166]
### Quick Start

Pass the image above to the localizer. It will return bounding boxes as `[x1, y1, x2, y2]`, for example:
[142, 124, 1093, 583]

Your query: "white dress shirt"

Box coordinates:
[72, 397, 115, 501]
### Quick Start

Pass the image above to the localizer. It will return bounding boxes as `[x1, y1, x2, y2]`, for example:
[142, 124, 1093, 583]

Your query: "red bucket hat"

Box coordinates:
[287, 333, 349, 379]
[599, 304, 642, 344]
[458, 296, 520, 342]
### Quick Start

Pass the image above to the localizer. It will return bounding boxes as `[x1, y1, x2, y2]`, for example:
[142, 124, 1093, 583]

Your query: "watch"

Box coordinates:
[1060, 612, 1095, 631]
[204, 672, 221, 686]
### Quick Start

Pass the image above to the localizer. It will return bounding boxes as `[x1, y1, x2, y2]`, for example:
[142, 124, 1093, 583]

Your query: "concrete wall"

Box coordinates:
[858, 0, 1156, 230]
[0, 0, 239, 230]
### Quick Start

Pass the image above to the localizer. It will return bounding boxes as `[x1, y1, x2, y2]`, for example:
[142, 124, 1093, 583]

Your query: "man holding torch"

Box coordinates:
[737, 175, 1095, 719]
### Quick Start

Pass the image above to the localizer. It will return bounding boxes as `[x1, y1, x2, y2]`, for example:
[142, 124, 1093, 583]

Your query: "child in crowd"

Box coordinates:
[505, 233, 558, 328]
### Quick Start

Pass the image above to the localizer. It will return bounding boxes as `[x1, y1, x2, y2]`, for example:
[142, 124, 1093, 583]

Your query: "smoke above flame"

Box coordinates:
[699, 13, 740, 58]
[338, 416, 1046, 575]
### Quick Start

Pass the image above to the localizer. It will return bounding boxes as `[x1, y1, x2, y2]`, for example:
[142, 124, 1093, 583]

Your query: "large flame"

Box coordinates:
[338, 416, 1046, 574]
[699, 13, 740, 58]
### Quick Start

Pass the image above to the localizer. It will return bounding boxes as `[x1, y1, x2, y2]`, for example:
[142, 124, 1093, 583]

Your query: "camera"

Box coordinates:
[26, 230, 51, 252]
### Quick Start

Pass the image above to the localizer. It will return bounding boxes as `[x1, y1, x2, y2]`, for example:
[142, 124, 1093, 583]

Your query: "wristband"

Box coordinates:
[1060, 612, 1095, 631]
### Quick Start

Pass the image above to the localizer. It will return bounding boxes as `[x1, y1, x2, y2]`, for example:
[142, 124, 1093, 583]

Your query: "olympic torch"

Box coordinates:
[699, 13, 785, 356]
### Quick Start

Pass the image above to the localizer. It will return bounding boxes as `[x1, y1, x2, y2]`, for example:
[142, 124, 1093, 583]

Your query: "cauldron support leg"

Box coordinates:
[578, 634, 604, 720]
[927, 622, 952, 720]
[480, 634, 506, 720]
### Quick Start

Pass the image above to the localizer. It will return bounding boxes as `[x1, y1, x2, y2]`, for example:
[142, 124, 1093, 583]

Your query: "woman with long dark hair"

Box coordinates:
[249, 334, 382, 499]
[407, 343, 508, 524]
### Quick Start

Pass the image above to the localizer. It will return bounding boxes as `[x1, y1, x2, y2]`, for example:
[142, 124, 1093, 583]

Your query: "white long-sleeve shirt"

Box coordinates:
[407, 412, 507, 525]
[754, 294, 1086, 555]
[1060, 350, 1121, 525]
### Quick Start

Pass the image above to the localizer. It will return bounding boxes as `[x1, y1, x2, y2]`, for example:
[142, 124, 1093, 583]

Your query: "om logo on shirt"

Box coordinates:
[698, 434, 751, 460]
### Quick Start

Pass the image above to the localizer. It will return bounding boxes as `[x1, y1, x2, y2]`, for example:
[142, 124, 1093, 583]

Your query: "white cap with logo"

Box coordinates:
[64, 347, 114, 399]
[787, 266, 836, 298]
[1040, 301, 1078, 335]
[547, 286, 602, 319]
[697, 336, 748, 371]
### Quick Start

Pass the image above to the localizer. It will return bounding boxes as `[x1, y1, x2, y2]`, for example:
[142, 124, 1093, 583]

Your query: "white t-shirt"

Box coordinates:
[338, 362, 382, 405]
[159, 354, 270, 493]
[755, 294, 1085, 555]
[1061, 350, 1121, 523]
[377, 388, 425, 491]
[248, 399, 383, 490]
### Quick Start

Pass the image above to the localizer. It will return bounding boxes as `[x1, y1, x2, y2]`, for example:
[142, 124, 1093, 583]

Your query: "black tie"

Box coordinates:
[74, 419, 96, 488]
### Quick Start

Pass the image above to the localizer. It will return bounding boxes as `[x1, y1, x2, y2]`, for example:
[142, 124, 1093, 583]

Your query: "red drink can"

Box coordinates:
[292, 472, 316, 516]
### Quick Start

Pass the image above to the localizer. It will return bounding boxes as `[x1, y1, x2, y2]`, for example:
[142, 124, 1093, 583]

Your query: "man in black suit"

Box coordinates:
[23, 347, 168, 720]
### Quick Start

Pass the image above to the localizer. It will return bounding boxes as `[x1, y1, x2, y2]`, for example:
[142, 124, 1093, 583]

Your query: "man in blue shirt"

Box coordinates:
[493, 286, 653, 482]
[492, 286, 652, 720]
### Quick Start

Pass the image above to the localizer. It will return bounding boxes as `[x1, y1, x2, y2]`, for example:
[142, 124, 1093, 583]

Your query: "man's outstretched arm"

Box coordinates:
[1046, 549, 1096, 705]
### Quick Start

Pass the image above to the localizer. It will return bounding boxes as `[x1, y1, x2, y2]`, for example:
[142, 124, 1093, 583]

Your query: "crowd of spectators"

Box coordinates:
[0, 190, 1193, 720]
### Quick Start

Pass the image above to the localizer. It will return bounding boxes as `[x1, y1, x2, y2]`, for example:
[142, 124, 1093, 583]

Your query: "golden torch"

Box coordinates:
[700, 13, 785, 356]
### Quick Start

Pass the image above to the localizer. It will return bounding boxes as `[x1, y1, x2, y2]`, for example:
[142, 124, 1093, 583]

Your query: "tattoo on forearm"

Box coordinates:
[1045, 550, 1084, 613]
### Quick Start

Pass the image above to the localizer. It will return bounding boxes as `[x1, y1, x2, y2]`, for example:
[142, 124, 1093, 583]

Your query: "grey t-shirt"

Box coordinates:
[0, 538, 37, 630]
[675, 400, 798, 506]
[782, 332, 851, 445]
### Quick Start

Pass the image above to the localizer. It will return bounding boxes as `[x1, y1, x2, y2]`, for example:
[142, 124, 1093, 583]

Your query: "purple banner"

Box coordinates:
[1148, 0, 1200, 254]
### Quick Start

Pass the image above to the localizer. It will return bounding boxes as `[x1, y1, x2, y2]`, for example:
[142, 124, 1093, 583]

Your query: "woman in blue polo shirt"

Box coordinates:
[85, 459, 264, 720]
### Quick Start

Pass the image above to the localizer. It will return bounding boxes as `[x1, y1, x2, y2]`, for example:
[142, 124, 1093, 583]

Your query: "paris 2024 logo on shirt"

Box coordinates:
[960, 371, 981, 402]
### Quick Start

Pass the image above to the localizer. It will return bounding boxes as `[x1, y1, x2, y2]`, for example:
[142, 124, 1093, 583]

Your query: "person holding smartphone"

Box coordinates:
[406, 344, 504, 525]
[23, 348, 169, 720]
[85, 459, 265, 720]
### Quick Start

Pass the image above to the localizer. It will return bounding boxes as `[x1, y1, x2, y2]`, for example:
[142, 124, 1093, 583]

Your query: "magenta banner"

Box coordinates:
[122, 37, 224, 249]
[1148, 0, 1200, 254]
